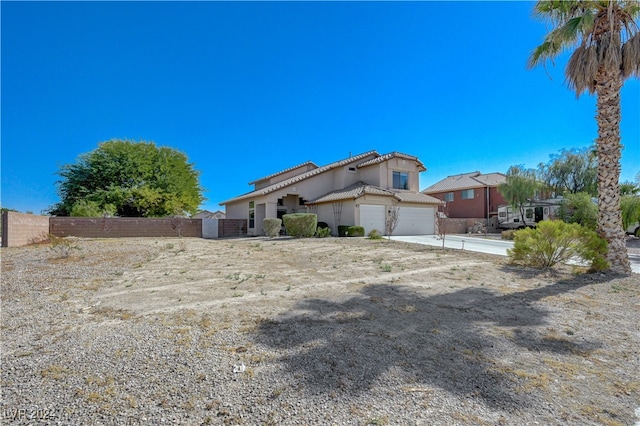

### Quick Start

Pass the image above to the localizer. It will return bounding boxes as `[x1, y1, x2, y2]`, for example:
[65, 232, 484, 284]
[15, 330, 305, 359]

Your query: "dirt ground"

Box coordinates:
[2, 236, 639, 425]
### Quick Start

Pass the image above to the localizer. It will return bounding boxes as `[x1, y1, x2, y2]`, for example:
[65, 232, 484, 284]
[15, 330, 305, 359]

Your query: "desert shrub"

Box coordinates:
[501, 229, 517, 240]
[48, 234, 81, 259]
[315, 227, 331, 238]
[263, 218, 282, 238]
[368, 229, 383, 239]
[282, 213, 317, 238]
[507, 220, 607, 270]
[346, 226, 365, 237]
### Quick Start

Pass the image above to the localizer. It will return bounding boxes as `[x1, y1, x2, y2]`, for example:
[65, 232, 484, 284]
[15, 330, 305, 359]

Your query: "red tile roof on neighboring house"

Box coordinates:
[422, 171, 506, 193]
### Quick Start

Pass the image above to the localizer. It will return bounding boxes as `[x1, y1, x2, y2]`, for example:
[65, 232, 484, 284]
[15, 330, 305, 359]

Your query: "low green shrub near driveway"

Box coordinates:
[338, 225, 365, 237]
[507, 220, 608, 270]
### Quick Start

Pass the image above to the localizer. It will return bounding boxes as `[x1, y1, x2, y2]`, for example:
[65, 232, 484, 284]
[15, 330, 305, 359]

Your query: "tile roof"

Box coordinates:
[392, 191, 443, 204]
[308, 182, 393, 203]
[248, 161, 318, 185]
[308, 182, 443, 205]
[422, 171, 506, 193]
[219, 151, 379, 205]
[357, 151, 427, 172]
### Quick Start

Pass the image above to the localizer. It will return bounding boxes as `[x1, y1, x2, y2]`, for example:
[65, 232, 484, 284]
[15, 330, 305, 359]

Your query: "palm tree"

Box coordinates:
[528, 1, 639, 274]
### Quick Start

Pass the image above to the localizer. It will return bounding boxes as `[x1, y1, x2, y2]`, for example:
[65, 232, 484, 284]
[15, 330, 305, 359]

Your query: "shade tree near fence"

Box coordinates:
[48, 139, 204, 218]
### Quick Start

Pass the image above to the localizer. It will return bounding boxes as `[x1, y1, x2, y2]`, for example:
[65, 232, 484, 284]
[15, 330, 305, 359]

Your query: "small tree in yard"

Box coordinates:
[436, 202, 449, 249]
[385, 206, 400, 238]
[499, 166, 542, 228]
[559, 192, 598, 230]
[508, 220, 608, 271]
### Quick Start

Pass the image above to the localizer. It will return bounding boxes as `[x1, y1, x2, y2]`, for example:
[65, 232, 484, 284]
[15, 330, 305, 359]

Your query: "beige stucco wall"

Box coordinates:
[358, 166, 382, 187]
[1, 212, 50, 247]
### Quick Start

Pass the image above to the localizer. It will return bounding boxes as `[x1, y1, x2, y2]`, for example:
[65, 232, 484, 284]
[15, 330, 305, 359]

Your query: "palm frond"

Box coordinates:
[622, 32, 640, 77]
[566, 45, 599, 95]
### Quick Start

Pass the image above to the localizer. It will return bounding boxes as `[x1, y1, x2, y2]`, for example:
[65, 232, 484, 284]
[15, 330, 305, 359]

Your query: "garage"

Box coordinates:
[360, 205, 435, 236]
[393, 207, 435, 235]
[359, 205, 386, 235]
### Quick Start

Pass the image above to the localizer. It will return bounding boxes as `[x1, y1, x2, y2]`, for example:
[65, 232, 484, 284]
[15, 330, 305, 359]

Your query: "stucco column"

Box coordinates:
[265, 202, 277, 219]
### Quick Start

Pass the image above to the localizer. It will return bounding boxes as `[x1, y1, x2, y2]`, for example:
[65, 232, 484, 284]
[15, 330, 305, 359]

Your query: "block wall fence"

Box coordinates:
[50, 217, 203, 239]
[1, 213, 248, 247]
[1, 212, 50, 247]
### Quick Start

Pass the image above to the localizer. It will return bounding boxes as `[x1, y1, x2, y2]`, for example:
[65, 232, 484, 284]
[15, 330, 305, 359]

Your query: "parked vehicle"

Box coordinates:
[627, 222, 640, 237]
[497, 198, 562, 230]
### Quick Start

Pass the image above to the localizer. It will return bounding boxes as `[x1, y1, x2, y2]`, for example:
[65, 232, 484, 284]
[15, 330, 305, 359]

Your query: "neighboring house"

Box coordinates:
[220, 151, 442, 236]
[421, 171, 506, 220]
[193, 209, 226, 219]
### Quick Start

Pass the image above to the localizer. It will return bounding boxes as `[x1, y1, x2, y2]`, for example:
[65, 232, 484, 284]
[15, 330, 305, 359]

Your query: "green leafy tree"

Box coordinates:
[528, 1, 639, 273]
[49, 140, 204, 217]
[558, 192, 598, 230]
[619, 180, 640, 195]
[70, 200, 116, 217]
[621, 195, 640, 234]
[537, 146, 597, 196]
[498, 166, 542, 227]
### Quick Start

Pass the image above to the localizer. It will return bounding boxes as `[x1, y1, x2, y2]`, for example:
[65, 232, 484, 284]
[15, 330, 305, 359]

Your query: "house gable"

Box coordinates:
[356, 152, 426, 192]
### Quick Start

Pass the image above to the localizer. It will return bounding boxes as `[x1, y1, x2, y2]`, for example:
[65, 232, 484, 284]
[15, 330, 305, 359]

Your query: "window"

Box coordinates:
[525, 209, 533, 219]
[392, 171, 409, 190]
[249, 201, 255, 228]
[444, 192, 454, 202]
[461, 189, 474, 200]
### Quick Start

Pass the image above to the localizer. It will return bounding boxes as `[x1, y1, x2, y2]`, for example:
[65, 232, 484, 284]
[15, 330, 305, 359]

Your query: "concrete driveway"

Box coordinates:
[391, 234, 640, 274]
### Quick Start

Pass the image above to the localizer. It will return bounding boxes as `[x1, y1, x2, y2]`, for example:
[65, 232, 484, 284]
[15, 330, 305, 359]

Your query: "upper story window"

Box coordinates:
[444, 192, 454, 202]
[461, 189, 474, 200]
[392, 171, 409, 190]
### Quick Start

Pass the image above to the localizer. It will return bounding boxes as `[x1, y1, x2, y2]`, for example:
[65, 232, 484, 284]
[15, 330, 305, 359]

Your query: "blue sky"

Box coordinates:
[2, 1, 638, 214]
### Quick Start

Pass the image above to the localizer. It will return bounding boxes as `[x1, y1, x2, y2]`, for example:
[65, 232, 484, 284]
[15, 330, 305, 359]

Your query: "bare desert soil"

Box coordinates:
[1, 236, 639, 425]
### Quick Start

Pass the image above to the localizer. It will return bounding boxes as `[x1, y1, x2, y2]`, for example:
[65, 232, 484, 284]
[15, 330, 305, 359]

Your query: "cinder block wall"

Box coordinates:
[50, 217, 203, 238]
[218, 219, 247, 238]
[1, 212, 50, 247]
[439, 218, 488, 234]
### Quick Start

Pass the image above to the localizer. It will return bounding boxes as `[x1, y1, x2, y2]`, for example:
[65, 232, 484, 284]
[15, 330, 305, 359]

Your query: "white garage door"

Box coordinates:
[393, 207, 435, 236]
[359, 205, 386, 235]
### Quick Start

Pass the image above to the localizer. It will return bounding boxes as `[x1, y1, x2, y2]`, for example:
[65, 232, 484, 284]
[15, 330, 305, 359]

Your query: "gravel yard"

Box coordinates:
[1, 237, 639, 425]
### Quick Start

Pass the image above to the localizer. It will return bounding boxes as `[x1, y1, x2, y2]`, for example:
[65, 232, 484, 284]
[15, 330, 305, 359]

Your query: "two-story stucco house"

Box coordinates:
[220, 151, 442, 236]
